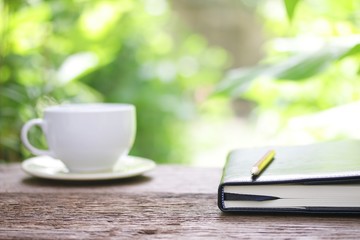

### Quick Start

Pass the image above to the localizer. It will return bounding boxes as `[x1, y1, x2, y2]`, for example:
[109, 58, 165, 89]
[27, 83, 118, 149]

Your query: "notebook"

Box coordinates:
[218, 140, 360, 214]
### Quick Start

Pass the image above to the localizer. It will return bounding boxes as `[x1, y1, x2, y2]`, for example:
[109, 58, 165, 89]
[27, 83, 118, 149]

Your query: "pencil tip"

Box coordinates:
[251, 167, 259, 175]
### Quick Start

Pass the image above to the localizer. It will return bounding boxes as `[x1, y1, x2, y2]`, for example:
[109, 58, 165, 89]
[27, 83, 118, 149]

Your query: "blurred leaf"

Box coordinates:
[213, 65, 268, 97]
[338, 43, 360, 61]
[2, 86, 26, 103]
[215, 43, 359, 97]
[284, 0, 300, 21]
[271, 49, 339, 80]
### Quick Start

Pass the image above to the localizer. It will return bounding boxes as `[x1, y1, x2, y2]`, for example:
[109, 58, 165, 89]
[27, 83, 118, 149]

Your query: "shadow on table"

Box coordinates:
[22, 175, 152, 188]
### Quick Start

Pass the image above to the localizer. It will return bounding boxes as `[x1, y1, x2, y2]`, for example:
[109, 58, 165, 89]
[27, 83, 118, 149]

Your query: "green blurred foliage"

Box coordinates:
[284, 0, 300, 21]
[0, 0, 228, 163]
[215, 0, 360, 137]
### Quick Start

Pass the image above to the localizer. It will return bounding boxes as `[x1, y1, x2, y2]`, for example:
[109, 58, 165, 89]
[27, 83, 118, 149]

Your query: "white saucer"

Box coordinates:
[22, 155, 156, 181]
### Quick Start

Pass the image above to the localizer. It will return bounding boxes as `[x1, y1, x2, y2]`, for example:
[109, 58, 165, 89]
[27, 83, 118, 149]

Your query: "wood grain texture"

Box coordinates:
[1, 164, 360, 239]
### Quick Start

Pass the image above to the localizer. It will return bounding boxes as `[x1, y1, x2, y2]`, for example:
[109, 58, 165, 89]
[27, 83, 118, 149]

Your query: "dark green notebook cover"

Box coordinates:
[218, 140, 360, 213]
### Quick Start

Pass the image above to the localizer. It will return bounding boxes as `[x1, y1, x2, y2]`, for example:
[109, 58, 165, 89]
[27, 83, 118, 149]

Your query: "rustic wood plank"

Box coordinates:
[1, 192, 360, 239]
[0, 164, 220, 194]
[1, 164, 360, 239]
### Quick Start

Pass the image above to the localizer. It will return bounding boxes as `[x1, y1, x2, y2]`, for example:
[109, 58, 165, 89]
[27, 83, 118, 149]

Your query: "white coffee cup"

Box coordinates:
[21, 103, 136, 173]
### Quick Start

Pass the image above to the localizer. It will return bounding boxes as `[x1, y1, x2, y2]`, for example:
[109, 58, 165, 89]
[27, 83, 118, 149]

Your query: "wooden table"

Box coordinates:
[1, 163, 360, 239]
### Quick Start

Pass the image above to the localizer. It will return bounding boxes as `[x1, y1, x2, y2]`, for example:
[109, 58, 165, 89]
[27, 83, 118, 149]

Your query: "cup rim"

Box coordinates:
[44, 103, 135, 113]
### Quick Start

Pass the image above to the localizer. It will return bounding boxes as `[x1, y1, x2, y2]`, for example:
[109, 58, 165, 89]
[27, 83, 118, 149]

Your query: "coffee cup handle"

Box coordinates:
[21, 119, 55, 158]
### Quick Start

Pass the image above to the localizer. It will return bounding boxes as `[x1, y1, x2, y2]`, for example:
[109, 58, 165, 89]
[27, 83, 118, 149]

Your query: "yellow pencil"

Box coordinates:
[251, 150, 276, 177]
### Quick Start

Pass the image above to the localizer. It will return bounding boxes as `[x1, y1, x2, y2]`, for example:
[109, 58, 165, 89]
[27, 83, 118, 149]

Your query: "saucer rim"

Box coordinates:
[21, 155, 156, 181]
